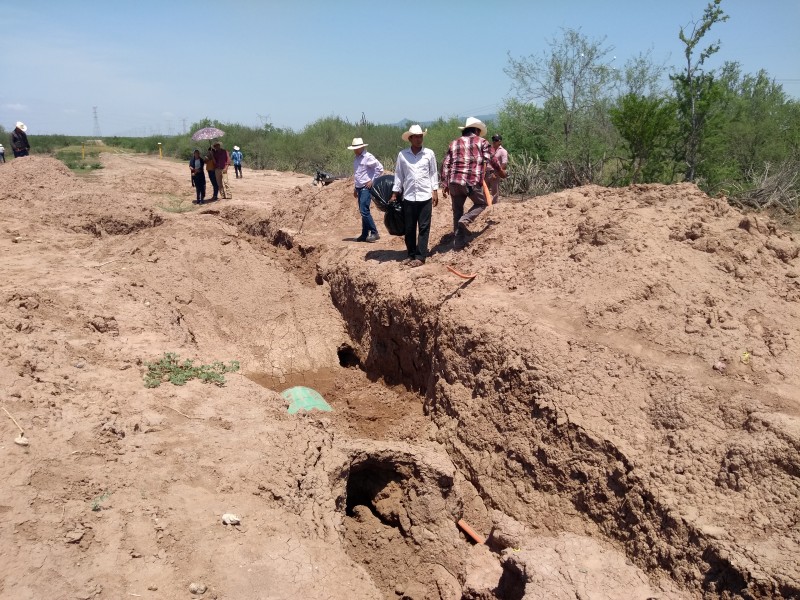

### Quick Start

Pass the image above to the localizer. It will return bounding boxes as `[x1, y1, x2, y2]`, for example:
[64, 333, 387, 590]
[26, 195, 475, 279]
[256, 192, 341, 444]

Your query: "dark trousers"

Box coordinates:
[403, 198, 433, 261]
[193, 174, 206, 200]
[13, 149, 28, 158]
[0, 152, 5, 163]
[449, 182, 487, 238]
[234, 164, 242, 178]
[208, 170, 219, 198]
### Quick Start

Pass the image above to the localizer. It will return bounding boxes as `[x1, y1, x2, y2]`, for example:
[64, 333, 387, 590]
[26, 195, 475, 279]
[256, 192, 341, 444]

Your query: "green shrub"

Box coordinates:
[143, 352, 240, 388]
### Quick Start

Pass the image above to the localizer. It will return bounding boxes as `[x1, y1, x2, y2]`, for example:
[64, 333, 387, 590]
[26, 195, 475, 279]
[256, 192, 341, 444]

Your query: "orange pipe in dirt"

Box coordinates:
[457, 519, 485, 544]
[447, 265, 477, 280]
[482, 180, 493, 206]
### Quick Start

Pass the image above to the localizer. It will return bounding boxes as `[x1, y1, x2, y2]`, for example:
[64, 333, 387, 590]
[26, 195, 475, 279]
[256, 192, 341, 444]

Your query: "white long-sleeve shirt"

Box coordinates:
[391, 146, 439, 202]
[353, 151, 384, 188]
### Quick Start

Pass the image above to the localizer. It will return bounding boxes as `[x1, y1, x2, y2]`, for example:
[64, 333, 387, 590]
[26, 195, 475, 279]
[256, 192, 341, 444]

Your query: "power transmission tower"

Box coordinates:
[92, 106, 102, 138]
[182, 118, 187, 134]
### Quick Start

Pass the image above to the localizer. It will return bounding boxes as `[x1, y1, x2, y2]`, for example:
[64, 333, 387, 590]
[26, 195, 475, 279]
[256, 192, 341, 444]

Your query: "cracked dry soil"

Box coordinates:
[0, 154, 798, 599]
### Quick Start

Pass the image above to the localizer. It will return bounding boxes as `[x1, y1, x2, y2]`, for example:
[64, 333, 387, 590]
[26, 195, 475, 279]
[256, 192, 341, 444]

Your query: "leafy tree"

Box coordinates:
[670, 0, 729, 183]
[610, 94, 677, 183]
[497, 99, 550, 159]
[505, 28, 620, 185]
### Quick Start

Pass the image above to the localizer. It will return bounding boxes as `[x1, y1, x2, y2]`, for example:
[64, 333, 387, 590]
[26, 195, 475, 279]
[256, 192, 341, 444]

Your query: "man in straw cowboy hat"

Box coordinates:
[348, 137, 384, 243]
[441, 117, 503, 250]
[390, 124, 439, 267]
[11, 122, 30, 158]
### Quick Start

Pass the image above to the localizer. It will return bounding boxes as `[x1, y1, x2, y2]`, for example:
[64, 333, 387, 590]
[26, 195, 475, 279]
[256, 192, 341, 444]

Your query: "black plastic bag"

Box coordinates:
[384, 201, 405, 236]
[369, 175, 400, 212]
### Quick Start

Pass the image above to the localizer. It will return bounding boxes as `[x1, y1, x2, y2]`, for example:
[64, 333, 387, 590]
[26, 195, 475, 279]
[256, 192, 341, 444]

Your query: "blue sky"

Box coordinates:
[1, 0, 798, 136]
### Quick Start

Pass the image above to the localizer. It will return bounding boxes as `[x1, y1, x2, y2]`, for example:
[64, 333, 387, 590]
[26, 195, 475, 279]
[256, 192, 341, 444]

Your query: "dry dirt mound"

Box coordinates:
[275, 177, 799, 596]
[0, 153, 797, 599]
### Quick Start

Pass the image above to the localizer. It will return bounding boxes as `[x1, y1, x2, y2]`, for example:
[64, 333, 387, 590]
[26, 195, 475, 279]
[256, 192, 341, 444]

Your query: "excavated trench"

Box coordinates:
[232, 213, 797, 600]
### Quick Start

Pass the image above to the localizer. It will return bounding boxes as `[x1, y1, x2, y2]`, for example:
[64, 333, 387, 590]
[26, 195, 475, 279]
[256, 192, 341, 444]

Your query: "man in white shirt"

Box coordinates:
[390, 124, 439, 267]
[348, 137, 384, 243]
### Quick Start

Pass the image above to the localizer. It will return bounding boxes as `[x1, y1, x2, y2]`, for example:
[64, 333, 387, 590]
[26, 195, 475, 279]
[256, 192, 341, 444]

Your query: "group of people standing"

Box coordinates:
[349, 117, 508, 267]
[189, 143, 242, 204]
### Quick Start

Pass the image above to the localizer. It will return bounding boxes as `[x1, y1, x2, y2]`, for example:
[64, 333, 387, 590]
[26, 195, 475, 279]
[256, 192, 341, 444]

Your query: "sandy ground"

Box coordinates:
[0, 153, 797, 599]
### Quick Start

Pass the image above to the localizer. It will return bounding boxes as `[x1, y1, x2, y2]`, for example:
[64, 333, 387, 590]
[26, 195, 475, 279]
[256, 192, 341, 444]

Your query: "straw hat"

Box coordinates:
[401, 124, 428, 141]
[347, 137, 368, 150]
[16, 121, 27, 132]
[233, 146, 240, 151]
[458, 117, 486, 137]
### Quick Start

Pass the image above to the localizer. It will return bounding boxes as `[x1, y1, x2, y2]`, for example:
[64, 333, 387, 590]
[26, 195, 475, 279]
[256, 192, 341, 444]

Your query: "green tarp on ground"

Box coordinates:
[281, 386, 332, 415]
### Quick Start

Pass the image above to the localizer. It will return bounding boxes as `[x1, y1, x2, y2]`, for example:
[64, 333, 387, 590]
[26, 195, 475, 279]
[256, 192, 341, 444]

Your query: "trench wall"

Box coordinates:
[323, 262, 795, 599]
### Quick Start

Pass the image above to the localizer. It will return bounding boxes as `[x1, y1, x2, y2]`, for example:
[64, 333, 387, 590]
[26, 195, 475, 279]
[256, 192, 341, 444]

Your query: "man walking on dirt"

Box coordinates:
[485, 134, 508, 202]
[348, 137, 384, 243]
[441, 117, 502, 250]
[212, 142, 231, 199]
[390, 125, 439, 267]
[11, 122, 30, 158]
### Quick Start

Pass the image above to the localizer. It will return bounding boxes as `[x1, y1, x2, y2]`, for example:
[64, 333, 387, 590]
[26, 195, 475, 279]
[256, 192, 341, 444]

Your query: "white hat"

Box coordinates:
[347, 137, 368, 150]
[16, 121, 27, 132]
[401, 124, 428, 141]
[458, 117, 486, 137]
[233, 146, 240, 151]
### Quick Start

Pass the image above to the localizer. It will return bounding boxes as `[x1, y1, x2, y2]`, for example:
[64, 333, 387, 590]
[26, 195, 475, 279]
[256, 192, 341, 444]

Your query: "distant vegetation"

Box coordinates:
[9, 1, 799, 216]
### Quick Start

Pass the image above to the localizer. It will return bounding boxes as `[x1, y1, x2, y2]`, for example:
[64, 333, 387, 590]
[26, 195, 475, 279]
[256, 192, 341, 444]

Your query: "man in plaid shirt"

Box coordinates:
[441, 117, 503, 250]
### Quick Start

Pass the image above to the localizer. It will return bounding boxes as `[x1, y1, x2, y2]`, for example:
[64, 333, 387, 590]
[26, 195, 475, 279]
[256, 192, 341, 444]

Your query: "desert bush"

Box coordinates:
[502, 152, 553, 197]
[726, 160, 800, 215]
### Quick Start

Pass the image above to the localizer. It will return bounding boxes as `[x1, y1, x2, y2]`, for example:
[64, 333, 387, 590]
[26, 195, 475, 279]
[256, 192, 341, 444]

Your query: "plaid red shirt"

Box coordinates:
[441, 134, 500, 187]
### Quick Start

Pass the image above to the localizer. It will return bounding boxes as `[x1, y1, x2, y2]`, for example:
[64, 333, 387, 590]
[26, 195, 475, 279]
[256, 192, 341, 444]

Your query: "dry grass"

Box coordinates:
[727, 161, 800, 216]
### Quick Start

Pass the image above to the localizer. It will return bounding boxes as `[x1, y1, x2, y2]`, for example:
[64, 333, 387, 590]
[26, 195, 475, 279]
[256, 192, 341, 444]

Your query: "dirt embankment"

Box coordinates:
[258, 175, 800, 596]
[0, 154, 798, 599]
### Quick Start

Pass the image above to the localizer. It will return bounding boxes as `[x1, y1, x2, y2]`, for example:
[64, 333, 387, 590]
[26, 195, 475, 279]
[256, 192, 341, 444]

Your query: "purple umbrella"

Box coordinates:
[191, 126, 225, 142]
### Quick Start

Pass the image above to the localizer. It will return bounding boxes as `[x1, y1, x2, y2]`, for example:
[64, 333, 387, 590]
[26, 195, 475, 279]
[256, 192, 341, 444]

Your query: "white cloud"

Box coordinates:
[3, 103, 28, 111]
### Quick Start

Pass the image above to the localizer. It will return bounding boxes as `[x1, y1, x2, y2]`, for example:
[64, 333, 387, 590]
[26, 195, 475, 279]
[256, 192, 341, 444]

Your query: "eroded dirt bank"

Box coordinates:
[0, 154, 797, 599]
[257, 175, 800, 596]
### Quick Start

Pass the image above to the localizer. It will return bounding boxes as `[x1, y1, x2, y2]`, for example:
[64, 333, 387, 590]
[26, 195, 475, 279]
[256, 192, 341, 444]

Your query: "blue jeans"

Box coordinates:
[357, 187, 378, 238]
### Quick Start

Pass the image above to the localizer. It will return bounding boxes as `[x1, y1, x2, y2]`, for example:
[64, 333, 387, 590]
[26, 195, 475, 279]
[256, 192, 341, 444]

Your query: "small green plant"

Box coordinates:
[55, 146, 106, 173]
[157, 194, 195, 214]
[144, 352, 240, 388]
[91, 490, 112, 512]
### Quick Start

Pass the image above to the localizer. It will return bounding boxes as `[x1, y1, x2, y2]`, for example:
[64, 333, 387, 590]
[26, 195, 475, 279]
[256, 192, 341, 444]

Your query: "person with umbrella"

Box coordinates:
[190, 127, 225, 200]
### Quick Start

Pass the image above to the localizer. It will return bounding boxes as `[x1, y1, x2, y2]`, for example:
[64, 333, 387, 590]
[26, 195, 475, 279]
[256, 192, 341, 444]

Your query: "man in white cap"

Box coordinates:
[11, 122, 30, 158]
[390, 124, 439, 267]
[231, 145, 243, 178]
[441, 117, 502, 250]
[348, 137, 384, 242]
